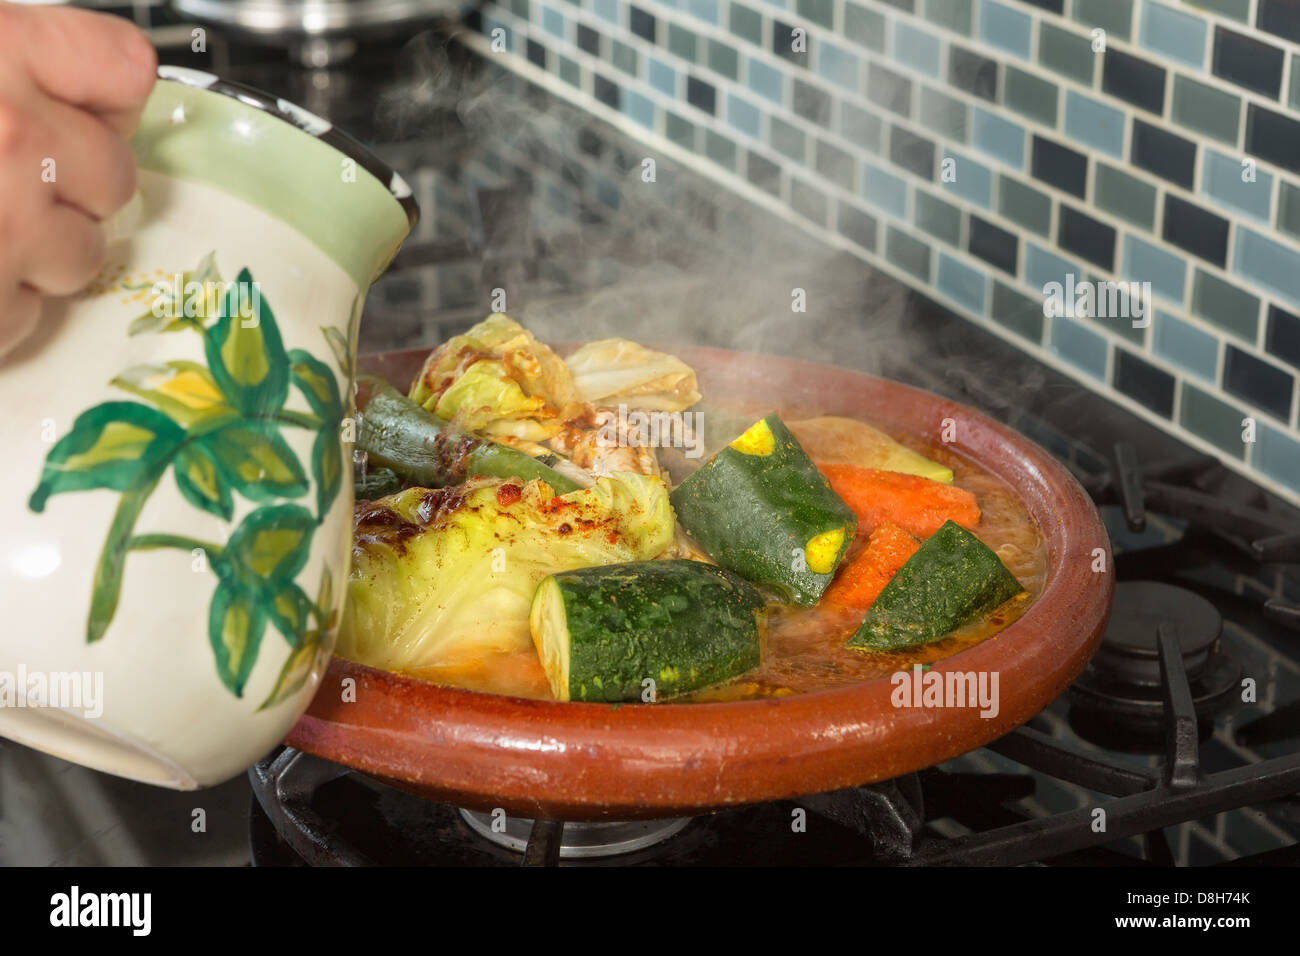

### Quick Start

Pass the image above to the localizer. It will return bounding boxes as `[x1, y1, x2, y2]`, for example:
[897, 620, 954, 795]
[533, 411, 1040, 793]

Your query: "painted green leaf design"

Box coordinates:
[127, 251, 221, 335]
[87, 477, 163, 643]
[323, 326, 350, 379]
[208, 579, 266, 697]
[267, 580, 312, 647]
[257, 631, 322, 711]
[200, 421, 308, 503]
[173, 445, 232, 520]
[204, 268, 290, 415]
[310, 428, 342, 524]
[110, 361, 235, 428]
[29, 402, 183, 512]
[288, 349, 343, 421]
[226, 504, 316, 587]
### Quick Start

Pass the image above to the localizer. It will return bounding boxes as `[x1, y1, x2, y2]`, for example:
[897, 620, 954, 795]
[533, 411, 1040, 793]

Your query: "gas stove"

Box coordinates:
[2, 4, 1297, 869]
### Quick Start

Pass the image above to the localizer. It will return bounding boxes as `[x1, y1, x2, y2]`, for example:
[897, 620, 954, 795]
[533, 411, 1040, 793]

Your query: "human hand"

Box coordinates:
[0, 2, 156, 358]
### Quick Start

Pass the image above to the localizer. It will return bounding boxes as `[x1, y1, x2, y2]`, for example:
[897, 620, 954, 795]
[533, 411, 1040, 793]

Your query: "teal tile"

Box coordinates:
[942, 149, 993, 206]
[1255, 424, 1300, 495]
[915, 189, 962, 246]
[666, 112, 697, 149]
[796, 0, 833, 28]
[558, 55, 581, 87]
[1050, 315, 1110, 379]
[1292, 55, 1300, 112]
[920, 86, 968, 142]
[865, 162, 909, 217]
[727, 92, 761, 137]
[1181, 384, 1248, 459]
[668, 23, 698, 61]
[843, 2, 886, 51]
[1183, 0, 1248, 23]
[1026, 243, 1081, 290]
[841, 102, 883, 152]
[1279, 181, 1300, 242]
[992, 280, 1045, 342]
[885, 226, 933, 281]
[1094, 163, 1157, 230]
[1004, 67, 1058, 127]
[895, 21, 942, 76]
[770, 116, 806, 160]
[1122, 235, 1187, 304]
[1154, 310, 1218, 382]
[980, 0, 1033, 59]
[707, 38, 739, 79]
[923, 0, 972, 34]
[1073, 0, 1132, 42]
[730, 2, 763, 45]
[748, 57, 785, 103]
[1171, 76, 1240, 146]
[817, 39, 861, 92]
[1064, 91, 1125, 158]
[1140, 2, 1206, 69]
[1191, 268, 1259, 342]
[1038, 22, 1095, 86]
[612, 40, 638, 76]
[649, 58, 677, 96]
[1202, 149, 1272, 223]
[937, 254, 988, 312]
[1083, 273, 1148, 345]
[688, 0, 720, 23]
[705, 129, 739, 169]
[621, 89, 655, 129]
[998, 175, 1051, 236]
[1234, 228, 1300, 306]
[972, 108, 1026, 169]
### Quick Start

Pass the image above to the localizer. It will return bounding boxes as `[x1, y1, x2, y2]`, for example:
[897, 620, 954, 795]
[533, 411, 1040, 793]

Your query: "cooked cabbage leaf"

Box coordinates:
[409, 315, 584, 441]
[338, 472, 675, 673]
[564, 338, 701, 411]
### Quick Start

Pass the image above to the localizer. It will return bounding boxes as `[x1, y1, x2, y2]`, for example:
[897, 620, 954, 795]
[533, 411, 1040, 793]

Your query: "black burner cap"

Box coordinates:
[1096, 580, 1222, 686]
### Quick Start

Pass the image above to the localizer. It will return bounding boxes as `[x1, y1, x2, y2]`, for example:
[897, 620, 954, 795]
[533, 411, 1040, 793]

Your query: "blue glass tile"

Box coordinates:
[748, 57, 785, 103]
[689, 0, 720, 23]
[1026, 243, 1082, 290]
[894, 21, 942, 77]
[649, 57, 677, 96]
[622, 89, 656, 128]
[1234, 227, 1300, 302]
[937, 253, 989, 312]
[980, 0, 1032, 59]
[1064, 91, 1126, 159]
[542, 5, 565, 39]
[593, 0, 619, 24]
[1254, 424, 1300, 495]
[1202, 149, 1273, 223]
[1153, 310, 1218, 381]
[864, 162, 910, 218]
[817, 39, 861, 92]
[1122, 235, 1187, 303]
[972, 108, 1026, 168]
[1050, 315, 1110, 378]
[941, 149, 993, 206]
[727, 92, 762, 137]
[1140, 1, 1207, 69]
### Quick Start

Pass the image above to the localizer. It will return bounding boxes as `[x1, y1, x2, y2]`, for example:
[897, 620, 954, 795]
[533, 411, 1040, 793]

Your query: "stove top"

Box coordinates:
[1, 6, 1297, 869]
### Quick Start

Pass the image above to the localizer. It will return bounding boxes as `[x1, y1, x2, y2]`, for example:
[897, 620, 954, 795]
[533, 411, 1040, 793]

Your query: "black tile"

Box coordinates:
[1212, 26, 1284, 99]
[1102, 50, 1166, 115]
[1016, 0, 1063, 10]
[747, 151, 782, 196]
[969, 215, 1018, 275]
[949, 45, 998, 102]
[1115, 349, 1176, 418]
[815, 139, 856, 191]
[1224, 346, 1294, 421]
[837, 202, 879, 252]
[773, 21, 810, 67]
[1163, 196, 1229, 267]
[593, 74, 620, 110]
[890, 126, 936, 179]
[868, 63, 912, 116]
[629, 5, 656, 42]
[1058, 205, 1116, 269]
[1131, 120, 1196, 190]
[686, 75, 717, 114]
[792, 80, 832, 126]
[1266, 305, 1300, 370]
[525, 38, 547, 69]
[1258, 0, 1300, 44]
[576, 24, 601, 56]
[1246, 105, 1300, 175]
[1030, 135, 1088, 198]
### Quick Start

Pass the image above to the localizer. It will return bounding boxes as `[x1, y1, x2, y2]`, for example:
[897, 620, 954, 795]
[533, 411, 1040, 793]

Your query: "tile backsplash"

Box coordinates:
[463, 0, 1300, 503]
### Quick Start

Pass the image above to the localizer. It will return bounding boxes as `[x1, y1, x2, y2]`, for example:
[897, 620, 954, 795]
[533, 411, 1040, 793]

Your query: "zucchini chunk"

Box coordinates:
[668, 415, 857, 605]
[847, 520, 1025, 651]
[529, 560, 766, 702]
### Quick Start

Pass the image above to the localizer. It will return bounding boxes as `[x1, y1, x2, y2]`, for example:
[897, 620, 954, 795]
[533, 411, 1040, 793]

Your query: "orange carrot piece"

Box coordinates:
[818, 463, 981, 539]
[823, 522, 921, 611]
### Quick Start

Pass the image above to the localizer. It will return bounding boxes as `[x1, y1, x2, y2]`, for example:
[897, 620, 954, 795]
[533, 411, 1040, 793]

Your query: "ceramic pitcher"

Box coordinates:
[0, 66, 416, 788]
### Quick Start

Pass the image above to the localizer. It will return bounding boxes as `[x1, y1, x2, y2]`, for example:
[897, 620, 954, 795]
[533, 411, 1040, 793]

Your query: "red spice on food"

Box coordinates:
[497, 483, 522, 506]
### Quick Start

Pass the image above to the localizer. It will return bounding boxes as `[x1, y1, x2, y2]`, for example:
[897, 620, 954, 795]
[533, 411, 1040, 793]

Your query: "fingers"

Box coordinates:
[0, 284, 42, 360]
[5, 4, 157, 138]
[42, 97, 137, 219]
[22, 202, 106, 296]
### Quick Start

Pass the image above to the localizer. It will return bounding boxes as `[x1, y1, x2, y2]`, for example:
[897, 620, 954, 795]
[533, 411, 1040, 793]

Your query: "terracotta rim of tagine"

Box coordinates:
[286, 346, 1113, 821]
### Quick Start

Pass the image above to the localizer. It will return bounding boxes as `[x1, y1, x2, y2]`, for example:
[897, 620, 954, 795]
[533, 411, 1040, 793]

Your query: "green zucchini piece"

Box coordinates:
[354, 466, 403, 500]
[355, 375, 581, 493]
[530, 559, 766, 702]
[668, 415, 857, 606]
[847, 520, 1025, 651]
